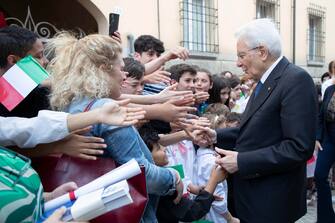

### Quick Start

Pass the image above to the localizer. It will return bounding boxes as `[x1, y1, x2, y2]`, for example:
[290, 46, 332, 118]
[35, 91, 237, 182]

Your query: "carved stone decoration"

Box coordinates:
[5, 6, 86, 40]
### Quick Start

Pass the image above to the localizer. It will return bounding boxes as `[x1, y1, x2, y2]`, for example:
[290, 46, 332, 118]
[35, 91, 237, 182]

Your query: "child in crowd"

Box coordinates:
[138, 124, 228, 223]
[121, 57, 145, 95]
[194, 68, 212, 115]
[205, 103, 230, 118]
[195, 112, 240, 223]
[208, 75, 231, 108]
[223, 112, 241, 128]
[166, 63, 199, 193]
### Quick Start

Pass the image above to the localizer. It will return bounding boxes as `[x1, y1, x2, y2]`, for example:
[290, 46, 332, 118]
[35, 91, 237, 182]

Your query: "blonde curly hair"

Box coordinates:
[46, 32, 122, 110]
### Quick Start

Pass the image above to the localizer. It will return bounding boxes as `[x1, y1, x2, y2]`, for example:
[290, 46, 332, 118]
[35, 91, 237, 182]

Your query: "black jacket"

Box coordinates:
[0, 86, 50, 117]
[316, 84, 335, 142]
[157, 190, 215, 223]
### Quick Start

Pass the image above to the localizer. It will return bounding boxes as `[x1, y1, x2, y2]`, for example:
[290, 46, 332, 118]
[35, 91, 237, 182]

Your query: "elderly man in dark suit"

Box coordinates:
[200, 19, 317, 223]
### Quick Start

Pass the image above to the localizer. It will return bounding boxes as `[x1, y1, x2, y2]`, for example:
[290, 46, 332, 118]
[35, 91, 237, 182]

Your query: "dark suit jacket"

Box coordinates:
[316, 84, 335, 142]
[216, 57, 317, 223]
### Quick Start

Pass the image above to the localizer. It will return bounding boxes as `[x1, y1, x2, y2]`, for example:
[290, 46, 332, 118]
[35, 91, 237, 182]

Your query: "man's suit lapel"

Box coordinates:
[239, 57, 290, 128]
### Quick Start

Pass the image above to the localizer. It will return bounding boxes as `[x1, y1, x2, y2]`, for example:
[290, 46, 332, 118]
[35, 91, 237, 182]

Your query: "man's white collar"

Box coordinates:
[260, 56, 283, 84]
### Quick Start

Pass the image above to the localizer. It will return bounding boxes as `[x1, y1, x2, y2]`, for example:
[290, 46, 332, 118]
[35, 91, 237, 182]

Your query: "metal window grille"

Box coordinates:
[255, 0, 280, 30]
[307, 4, 325, 64]
[180, 0, 218, 53]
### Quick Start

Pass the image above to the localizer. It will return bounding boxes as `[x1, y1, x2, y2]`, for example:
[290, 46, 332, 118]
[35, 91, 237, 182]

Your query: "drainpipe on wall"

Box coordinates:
[157, 0, 161, 39]
[292, 0, 296, 64]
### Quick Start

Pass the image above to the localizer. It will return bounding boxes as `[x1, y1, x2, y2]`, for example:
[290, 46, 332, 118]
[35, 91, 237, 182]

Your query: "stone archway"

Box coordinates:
[0, 0, 106, 39]
[77, 0, 108, 35]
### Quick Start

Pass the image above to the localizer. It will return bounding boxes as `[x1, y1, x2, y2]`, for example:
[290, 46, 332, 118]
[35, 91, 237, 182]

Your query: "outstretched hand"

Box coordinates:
[163, 46, 189, 61]
[143, 67, 171, 85]
[188, 127, 217, 147]
[194, 92, 210, 104]
[157, 83, 194, 104]
[159, 98, 196, 123]
[53, 126, 106, 160]
[99, 99, 146, 126]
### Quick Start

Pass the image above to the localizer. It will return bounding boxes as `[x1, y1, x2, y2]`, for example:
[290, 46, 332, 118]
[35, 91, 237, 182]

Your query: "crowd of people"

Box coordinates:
[0, 18, 334, 223]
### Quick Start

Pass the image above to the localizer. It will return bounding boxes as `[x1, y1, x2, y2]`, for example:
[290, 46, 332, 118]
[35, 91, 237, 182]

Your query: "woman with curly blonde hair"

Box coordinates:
[47, 32, 183, 222]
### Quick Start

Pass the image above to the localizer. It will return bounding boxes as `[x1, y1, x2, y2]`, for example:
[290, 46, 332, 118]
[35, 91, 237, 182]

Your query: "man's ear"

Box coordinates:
[170, 79, 177, 85]
[133, 52, 141, 61]
[259, 46, 269, 61]
[7, 55, 20, 66]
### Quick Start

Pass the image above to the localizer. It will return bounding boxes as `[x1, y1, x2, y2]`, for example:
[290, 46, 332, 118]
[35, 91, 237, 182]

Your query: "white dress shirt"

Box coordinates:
[0, 110, 69, 148]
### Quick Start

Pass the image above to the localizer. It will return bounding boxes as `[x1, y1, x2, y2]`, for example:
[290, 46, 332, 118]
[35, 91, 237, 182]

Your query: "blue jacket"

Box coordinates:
[66, 97, 177, 223]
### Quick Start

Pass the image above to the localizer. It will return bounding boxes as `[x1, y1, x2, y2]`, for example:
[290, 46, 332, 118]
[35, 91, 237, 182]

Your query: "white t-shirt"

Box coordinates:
[321, 78, 334, 99]
[196, 148, 228, 223]
[166, 140, 196, 192]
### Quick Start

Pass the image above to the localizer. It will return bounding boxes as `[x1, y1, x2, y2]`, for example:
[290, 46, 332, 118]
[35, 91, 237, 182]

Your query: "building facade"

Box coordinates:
[1, 0, 334, 80]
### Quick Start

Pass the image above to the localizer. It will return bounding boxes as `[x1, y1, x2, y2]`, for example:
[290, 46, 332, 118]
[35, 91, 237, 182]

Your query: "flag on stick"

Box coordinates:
[0, 55, 49, 111]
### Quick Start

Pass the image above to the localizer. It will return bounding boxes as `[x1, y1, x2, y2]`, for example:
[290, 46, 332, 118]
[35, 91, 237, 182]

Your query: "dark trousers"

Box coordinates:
[315, 124, 335, 223]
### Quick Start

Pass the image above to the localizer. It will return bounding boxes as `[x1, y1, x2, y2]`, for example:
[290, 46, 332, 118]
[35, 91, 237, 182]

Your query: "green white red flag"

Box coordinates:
[0, 55, 49, 111]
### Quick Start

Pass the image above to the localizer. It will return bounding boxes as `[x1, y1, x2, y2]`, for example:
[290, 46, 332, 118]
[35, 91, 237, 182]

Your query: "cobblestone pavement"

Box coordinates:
[296, 195, 335, 223]
[296, 205, 317, 223]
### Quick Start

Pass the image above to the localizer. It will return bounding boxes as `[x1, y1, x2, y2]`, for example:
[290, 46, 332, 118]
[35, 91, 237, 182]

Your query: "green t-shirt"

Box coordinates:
[0, 148, 44, 223]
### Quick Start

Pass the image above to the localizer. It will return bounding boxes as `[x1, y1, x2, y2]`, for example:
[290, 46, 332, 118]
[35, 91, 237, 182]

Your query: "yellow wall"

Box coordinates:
[86, 0, 335, 77]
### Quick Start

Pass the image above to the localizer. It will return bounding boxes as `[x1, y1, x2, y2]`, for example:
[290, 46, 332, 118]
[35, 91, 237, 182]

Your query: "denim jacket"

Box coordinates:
[66, 97, 177, 222]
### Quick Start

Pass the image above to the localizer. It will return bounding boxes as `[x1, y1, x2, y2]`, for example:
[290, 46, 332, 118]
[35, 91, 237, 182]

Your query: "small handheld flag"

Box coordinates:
[0, 55, 49, 111]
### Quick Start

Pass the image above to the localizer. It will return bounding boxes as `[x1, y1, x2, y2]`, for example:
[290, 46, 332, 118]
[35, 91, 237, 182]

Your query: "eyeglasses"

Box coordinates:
[0, 147, 32, 187]
[237, 46, 260, 60]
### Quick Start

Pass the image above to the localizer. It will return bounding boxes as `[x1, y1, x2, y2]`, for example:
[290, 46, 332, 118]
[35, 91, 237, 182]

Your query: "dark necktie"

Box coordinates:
[254, 81, 263, 98]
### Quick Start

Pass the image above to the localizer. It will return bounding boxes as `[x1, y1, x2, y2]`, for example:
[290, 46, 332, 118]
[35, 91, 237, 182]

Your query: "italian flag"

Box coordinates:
[0, 55, 49, 111]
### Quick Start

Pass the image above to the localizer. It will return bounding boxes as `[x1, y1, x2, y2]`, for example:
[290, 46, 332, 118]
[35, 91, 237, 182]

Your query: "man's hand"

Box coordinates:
[215, 148, 239, 173]
[143, 68, 171, 85]
[99, 100, 146, 126]
[190, 127, 217, 147]
[163, 46, 189, 62]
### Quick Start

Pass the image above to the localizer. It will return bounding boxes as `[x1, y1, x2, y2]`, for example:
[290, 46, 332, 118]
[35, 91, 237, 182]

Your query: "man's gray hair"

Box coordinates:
[235, 18, 282, 58]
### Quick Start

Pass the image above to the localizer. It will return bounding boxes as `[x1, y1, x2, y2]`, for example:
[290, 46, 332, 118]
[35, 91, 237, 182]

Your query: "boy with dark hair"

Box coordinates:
[134, 35, 165, 63]
[121, 57, 145, 95]
[0, 26, 49, 117]
[134, 35, 170, 95]
[168, 63, 197, 91]
[0, 26, 48, 69]
[133, 35, 190, 96]
[0, 26, 38, 68]
[138, 123, 228, 223]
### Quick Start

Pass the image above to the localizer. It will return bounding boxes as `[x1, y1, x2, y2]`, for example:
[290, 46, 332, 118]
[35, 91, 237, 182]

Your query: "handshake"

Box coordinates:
[176, 118, 217, 147]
